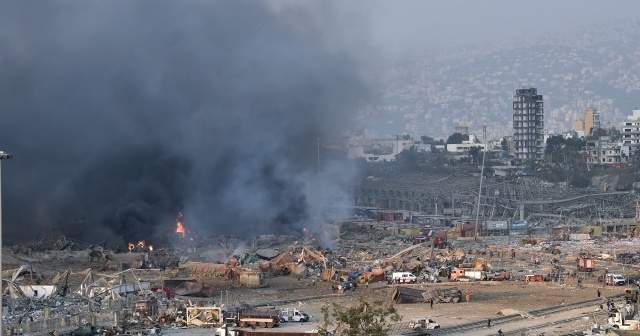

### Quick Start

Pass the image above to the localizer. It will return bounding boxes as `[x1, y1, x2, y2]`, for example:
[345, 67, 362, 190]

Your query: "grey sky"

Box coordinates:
[318, 0, 640, 62]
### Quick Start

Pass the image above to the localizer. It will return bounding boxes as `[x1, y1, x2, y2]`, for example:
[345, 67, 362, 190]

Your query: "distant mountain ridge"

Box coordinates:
[361, 19, 640, 140]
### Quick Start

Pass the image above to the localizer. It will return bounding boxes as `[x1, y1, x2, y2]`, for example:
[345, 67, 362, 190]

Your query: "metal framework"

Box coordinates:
[350, 173, 638, 224]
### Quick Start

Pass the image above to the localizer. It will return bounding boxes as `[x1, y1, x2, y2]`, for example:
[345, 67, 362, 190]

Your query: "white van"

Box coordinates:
[606, 274, 626, 286]
[392, 272, 417, 283]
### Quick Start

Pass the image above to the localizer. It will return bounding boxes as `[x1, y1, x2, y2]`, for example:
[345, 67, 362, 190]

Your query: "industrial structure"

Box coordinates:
[512, 87, 545, 161]
[350, 172, 639, 235]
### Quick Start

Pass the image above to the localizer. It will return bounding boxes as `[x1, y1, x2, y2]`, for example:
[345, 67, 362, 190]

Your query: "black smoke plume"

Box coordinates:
[0, 1, 367, 244]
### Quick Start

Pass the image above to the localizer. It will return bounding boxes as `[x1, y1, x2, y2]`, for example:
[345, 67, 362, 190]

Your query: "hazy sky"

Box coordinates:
[312, 0, 640, 62]
[1, 0, 639, 244]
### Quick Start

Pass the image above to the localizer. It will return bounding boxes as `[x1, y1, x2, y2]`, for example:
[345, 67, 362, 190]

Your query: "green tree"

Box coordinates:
[446, 132, 469, 144]
[545, 135, 565, 155]
[395, 145, 423, 171]
[318, 297, 402, 336]
[501, 137, 509, 152]
[421, 135, 435, 144]
[468, 146, 482, 164]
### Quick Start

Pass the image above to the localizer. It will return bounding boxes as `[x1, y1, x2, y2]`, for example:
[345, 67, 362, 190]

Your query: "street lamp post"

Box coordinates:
[0, 150, 13, 335]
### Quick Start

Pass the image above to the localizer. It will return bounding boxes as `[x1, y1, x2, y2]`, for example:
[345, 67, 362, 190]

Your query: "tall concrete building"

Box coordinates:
[621, 108, 640, 155]
[573, 107, 600, 136]
[512, 87, 544, 161]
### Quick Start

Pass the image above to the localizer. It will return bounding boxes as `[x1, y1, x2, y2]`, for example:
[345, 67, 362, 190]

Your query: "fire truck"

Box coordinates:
[577, 255, 595, 272]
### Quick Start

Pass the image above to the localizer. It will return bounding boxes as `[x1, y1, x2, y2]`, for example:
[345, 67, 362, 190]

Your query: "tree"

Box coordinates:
[318, 297, 402, 336]
[446, 132, 469, 144]
[421, 135, 435, 144]
[395, 145, 422, 171]
[468, 146, 482, 164]
[501, 137, 509, 152]
[545, 135, 565, 155]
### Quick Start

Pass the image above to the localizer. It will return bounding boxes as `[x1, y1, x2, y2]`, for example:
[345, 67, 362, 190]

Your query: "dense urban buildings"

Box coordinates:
[512, 87, 545, 161]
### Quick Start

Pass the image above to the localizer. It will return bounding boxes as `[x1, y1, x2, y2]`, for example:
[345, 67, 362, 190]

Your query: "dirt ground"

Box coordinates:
[198, 275, 625, 335]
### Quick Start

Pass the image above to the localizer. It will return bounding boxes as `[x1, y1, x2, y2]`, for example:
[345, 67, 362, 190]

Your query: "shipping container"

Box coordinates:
[510, 220, 529, 229]
[487, 221, 508, 230]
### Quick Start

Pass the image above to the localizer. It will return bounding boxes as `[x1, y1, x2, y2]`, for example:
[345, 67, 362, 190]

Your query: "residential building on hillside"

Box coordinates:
[621, 108, 640, 156]
[573, 108, 600, 137]
[512, 87, 545, 161]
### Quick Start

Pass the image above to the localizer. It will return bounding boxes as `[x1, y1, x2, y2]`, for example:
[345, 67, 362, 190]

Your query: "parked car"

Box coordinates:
[456, 276, 473, 282]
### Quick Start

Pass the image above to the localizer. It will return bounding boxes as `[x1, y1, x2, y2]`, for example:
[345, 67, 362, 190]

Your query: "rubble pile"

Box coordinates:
[5, 217, 640, 335]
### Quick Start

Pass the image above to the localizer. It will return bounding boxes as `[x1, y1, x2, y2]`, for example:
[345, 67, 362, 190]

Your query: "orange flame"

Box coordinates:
[176, 221, 186, 237]
[149, 245, 154, 251]
[137, 240, 145, 248]
[128, 243, 135, 252]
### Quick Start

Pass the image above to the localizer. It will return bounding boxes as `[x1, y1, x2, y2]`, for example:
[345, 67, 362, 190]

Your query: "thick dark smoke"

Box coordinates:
[0, 1, 367, 244]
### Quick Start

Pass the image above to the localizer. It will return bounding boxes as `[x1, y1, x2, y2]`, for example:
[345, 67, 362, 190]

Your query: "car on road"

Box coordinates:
[455, 276, 473, 282]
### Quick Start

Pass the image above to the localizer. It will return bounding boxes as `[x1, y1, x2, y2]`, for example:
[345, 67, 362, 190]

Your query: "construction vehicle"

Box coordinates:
[280, 308, 309, 322]
[408, 318, 440, 331]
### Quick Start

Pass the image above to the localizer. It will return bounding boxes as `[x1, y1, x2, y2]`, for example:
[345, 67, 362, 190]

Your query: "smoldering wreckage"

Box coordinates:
[6, 217, 640, 336]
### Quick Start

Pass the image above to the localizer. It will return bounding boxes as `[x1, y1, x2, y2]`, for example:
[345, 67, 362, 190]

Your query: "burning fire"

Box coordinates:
[128, 240, 153, 252]
[176, 212, 186, 237]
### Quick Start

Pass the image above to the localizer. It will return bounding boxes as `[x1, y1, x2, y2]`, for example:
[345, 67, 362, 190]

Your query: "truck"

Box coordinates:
[521, 274, 545, 282]
[236, 307, 281, 328]
[280, 308, 309, 322]
[408, 318, 440, 331]
[450, 268, 486, 281]
[577, 256, 595, 272]
[392, 272, 417, 284]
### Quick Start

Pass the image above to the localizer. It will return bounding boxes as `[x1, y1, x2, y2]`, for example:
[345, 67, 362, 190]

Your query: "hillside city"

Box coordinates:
[359, 19, 640, 142]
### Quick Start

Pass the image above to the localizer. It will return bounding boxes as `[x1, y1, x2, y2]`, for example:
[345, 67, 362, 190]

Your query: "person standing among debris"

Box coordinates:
[487, 318, 491, 328]
[430, 299, 434, 309]
[466, 292, 470, 303]
[597, 289, 601, 298]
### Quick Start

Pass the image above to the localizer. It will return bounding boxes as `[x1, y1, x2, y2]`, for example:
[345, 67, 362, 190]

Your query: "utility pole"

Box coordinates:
[474, 126, 487, 241]
[0, 151, 14, 335]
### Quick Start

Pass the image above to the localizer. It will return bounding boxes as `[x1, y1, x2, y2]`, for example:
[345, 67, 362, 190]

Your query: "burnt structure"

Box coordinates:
[513, 87, 545, 161]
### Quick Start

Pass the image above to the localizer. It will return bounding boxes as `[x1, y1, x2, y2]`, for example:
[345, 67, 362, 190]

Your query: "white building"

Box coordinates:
[621, 108, 640, 155]
[346, 137, 415, 162]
